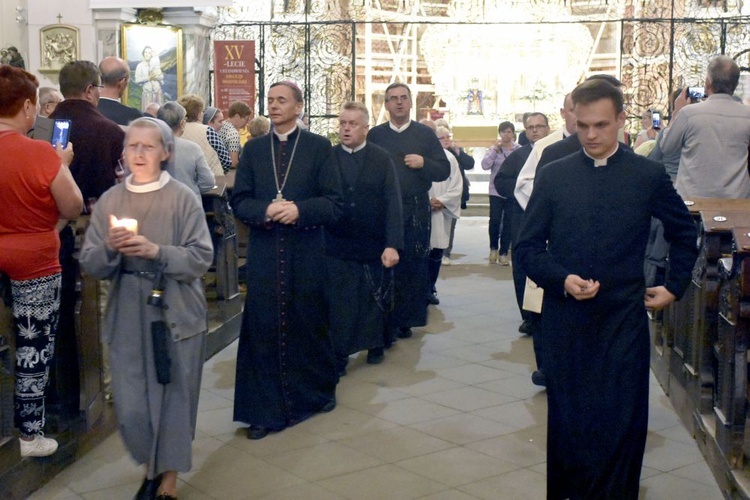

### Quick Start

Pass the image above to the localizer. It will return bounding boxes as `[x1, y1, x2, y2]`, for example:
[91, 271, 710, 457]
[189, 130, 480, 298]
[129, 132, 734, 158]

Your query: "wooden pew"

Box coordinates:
[713, 227, 750, 469]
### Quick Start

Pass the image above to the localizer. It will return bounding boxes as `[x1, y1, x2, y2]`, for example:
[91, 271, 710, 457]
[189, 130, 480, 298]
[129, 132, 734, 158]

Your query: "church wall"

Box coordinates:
[0, 0, 216, 106]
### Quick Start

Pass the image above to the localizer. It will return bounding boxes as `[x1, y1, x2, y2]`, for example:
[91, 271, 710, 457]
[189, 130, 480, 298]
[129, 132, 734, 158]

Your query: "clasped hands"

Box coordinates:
[106, 215, 159, 259]
[404, 154, 424, 169]
[266, 201, 300, 225]
[564, 274, 676, 310]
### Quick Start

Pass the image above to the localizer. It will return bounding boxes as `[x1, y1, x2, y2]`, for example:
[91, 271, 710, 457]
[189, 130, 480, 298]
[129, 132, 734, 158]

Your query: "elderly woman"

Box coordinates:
[428, 126, 463, 305]
[157, 101, 216, 199]
[177, 94, 229, 175]
[633, 109, 658, 149]
[80, 117, 213, 499]
[0, 65, 82, 457]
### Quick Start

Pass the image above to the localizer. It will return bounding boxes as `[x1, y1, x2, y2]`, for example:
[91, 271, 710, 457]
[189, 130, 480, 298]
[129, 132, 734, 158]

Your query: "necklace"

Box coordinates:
[270, 131, 301, 202]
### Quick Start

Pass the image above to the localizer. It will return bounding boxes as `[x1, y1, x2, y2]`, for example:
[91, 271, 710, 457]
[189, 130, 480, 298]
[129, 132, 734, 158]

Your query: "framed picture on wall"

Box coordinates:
[121, 24, 183, 112]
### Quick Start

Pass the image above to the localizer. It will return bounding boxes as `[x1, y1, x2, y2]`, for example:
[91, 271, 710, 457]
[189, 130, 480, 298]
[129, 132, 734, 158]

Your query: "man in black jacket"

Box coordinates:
[326, 102, 404, 371]
[97, 57, 143, 127]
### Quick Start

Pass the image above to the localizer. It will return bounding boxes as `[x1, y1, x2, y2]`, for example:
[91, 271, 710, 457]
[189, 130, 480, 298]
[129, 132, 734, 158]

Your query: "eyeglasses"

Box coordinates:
[526, 125, 549, 131]
[386, 95, 409, 103]
[89, 83, 105, 89]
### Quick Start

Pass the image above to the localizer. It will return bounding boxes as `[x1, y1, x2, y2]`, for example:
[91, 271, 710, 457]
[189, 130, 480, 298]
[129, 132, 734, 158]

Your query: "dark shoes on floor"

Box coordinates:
[531, 370, 546, 387]
[246, 425, 270, 440]
[367, 347, 385, 364]
[397, 327, 413, 339]
[518, 320, 533, 335]
[428, 293, 440, 305]
[320, 398, 336, 413]
[336, 355, 349, 377]
[135, 474, 163, 500]
[156, 495, 177, 500]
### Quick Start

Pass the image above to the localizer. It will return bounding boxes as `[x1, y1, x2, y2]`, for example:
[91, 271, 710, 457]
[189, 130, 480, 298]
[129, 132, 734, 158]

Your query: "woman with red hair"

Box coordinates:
[0, 65, 81, 457]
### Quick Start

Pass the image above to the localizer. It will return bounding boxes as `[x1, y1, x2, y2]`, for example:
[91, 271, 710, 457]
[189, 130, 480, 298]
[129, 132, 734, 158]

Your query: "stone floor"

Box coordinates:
[31, 217, 723, 499]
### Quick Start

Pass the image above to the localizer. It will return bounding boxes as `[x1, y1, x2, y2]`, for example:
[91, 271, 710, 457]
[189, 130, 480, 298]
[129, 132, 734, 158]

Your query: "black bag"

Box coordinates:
[151, 320, 172, 385]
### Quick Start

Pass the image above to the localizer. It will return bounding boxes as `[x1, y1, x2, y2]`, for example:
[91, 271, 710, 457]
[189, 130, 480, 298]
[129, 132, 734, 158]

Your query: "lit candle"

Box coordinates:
[113, 217, 138, 235]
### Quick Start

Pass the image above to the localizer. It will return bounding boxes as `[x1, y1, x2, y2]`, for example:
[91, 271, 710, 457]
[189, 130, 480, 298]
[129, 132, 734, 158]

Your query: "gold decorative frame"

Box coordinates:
[121, 23, 183, 112]
[39, 24, 80, 75]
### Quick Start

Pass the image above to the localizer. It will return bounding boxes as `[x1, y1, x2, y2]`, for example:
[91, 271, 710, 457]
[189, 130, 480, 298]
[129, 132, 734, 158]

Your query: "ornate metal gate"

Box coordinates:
[212, 22, 356, 138]
[211, 13, 749, 138]
[622, 17, 750, 131]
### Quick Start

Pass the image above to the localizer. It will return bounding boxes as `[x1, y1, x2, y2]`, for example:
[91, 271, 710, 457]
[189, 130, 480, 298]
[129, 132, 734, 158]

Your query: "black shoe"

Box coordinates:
[367, 347, 385, 364]
[518, 320, 532, 335]
[156, 495, 177, 500]
[397, 327, 412, 339]
[531, 370, 546, 387]
[428, 293, 440, 305]
[337, 355, 349, 377]
[247, 425, 270, 440]
[320, 398, 336, 413]
[135, 474, 162, 500]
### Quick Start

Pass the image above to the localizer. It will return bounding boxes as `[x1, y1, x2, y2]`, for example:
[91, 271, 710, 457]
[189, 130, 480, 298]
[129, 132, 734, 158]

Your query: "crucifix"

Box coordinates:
[56, 14, 63, 23]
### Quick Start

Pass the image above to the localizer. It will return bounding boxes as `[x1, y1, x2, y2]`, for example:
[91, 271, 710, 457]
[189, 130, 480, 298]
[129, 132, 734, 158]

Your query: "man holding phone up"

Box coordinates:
[660, 55, 750, 199]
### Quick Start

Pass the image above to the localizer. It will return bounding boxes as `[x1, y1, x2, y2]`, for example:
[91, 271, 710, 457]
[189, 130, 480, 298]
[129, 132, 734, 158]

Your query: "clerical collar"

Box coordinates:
[389, 120, 411, 133]
[126, 171, 171, 192]
[341, 141, 366, 154]
[563, 129, 572, 139]
[274, 126, 298, 142]
[584, 145, 619, 167]
[99, 96, 121, 103]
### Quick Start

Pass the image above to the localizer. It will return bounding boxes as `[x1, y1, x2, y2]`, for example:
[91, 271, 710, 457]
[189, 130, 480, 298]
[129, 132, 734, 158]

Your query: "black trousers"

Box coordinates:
[510, 200, 542, 369]
[428, 248, 444, 293]
[489, 195, 512, 254]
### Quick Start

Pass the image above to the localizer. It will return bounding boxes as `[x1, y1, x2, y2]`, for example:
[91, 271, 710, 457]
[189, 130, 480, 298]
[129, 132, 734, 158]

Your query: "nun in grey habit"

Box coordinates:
[80, 117, 213, 499]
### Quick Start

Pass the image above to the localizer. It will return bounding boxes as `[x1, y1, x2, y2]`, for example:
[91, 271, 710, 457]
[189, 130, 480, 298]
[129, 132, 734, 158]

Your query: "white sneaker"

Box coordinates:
[20, 433, 58, 457]
[489, 249, 498, 263]
[498, 254, 510, 266]
[441, 256, 451, 266]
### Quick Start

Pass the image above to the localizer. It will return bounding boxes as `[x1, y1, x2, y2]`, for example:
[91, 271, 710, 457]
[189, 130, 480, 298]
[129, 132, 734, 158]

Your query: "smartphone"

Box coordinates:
[688, 86, 706, 103]
[652, 111, 661, 129]
[51, 119, 71, 148]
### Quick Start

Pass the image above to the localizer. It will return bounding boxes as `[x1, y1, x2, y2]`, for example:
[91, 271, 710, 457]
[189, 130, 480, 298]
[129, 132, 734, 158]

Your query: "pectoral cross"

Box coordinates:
[273, 192, 286, 203]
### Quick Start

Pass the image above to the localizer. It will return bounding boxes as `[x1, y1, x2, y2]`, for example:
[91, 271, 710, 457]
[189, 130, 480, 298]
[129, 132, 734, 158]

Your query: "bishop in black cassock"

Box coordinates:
[231, 83, 343, 438]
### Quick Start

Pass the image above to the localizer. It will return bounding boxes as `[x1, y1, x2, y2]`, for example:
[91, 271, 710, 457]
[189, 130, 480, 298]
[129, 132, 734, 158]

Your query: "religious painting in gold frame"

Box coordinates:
[121, 24, 183, 113]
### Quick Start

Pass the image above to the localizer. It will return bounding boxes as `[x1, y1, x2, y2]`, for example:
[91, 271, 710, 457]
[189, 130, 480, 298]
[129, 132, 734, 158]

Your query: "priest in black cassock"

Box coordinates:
[326, 102, 403, 372]
[514, 80, 698, 499]
[230, 81, 344, 440]
[367, 83, 450, 343]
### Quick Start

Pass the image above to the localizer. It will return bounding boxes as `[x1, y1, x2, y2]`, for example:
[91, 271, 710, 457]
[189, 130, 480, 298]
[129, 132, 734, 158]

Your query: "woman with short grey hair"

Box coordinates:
[80, 117, 213, 499]
[158, 101, 216, 199]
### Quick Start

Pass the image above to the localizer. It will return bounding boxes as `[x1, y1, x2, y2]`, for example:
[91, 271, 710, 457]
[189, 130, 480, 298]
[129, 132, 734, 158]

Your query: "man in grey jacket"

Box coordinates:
[660, 55, 750, 199]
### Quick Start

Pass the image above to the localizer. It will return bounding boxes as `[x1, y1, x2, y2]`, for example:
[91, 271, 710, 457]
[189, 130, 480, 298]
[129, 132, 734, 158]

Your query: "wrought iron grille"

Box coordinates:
[211, 8, 749, 139]
[211, 22, 355, 139]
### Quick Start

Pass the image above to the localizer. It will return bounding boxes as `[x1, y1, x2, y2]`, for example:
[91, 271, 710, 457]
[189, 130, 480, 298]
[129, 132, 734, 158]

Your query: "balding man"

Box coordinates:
[38, 87, 63, 118]
[660, 55, 750, 199]
[97, 56, 143, 126]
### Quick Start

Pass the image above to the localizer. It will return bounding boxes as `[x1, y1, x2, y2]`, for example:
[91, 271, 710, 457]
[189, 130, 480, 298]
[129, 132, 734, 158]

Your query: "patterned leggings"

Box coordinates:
[11, 274, 60, 437]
